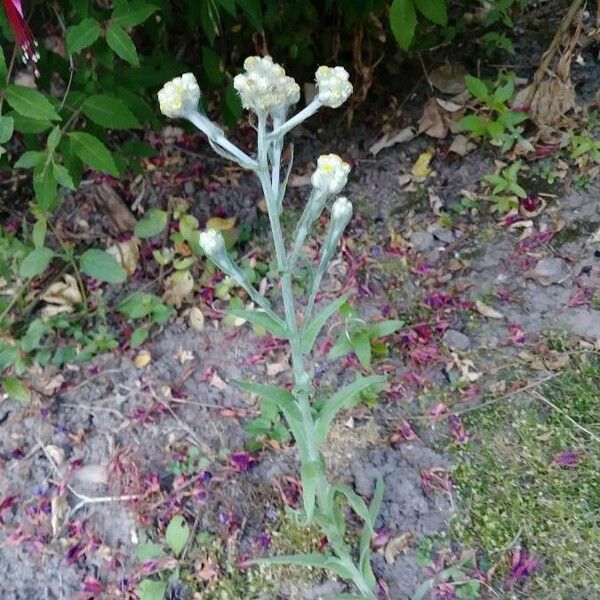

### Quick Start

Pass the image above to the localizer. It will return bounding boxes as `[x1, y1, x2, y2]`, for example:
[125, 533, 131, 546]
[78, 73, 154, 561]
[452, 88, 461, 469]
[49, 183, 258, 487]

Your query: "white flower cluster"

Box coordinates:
[158, 73, 201, 118]
[233, 56, 300, 115]
[315, 66, 353, 108]
[311, 154, 351, 195]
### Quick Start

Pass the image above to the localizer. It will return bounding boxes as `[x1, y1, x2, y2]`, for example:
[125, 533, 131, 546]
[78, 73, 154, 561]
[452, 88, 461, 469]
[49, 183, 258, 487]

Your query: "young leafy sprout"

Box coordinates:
[158, 57, 384, 599]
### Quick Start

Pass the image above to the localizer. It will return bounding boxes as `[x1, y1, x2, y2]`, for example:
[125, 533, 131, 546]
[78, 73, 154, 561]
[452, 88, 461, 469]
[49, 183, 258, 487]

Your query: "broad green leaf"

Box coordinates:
[66, 18, 101, 54]
[117, 291, 162, 318]
[19, 247, 54, 278]
[14, 150, 43, 168]
[458, 114, 486, 137]
[464, 75, 488, 102]
[301, 293, 350, 354]
[79, 248, 127, 283]
[415, 0, 447, 25]
[134, 208, 168, 238]
[0, 115, 13, 143]
[368, 319, 404, 339]
[3, 376, 30, 402]
[202, 46, 224, 86]
[486, 120, 504, 140]
[131, 326, 149, 347]
[217, 0, 237, 17]
[5, 85, 60, 121]
[10, 112, 52, 133]
[46, 126, 61, 152]
[52, 163, 76, 190]
[106, 23, 140, 67]
[227, 307, 288, 339]
[82, 94, 140, 129]
[68, 131, 119, 176]
[112, 1, 159, 27]
[20, 319, 50, 352]
[389, 0, 417, 50]
[135, 541, 165, 561]
[494, 79, 514, 104]
[351, 330, 372, 368]
[315, 375, 386, 444]
[165, 515, 189, 557]
[137, 579, 168, 600]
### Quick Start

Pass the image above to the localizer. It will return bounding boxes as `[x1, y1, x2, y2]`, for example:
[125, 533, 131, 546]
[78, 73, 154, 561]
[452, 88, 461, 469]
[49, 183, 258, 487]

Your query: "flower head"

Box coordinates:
[233, 56, 300, 115]
[315, 66, 352, 108]
[331, 196, 353, 226]
[158, 73, 201, 118]
[199, 229, 226, 259]
[311, 154, 351, 195]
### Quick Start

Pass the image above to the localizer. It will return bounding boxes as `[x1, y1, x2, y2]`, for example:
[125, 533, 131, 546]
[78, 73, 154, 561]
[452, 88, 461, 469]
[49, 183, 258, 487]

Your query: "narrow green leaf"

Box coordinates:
[66, 17, 101, 54]
[300, 459, 323, 522]
[227, 307, 288, 339]
[106, 23, 140, 67]
[414, 0, 447, 25]
[32, 218, 47, 248]
[389, 0, 417, 50]
[0, 115, 14, 143]
[5, 85, 60, 121]
[239, 0, 263, 30]
[301, 293, 350, 354]
[68, 131, 119, 176]
[19, 247, 54, 278]
[82, 94, 141, 129]
[165, 515, 189, 557]
[250, 554, 354, 580]
[79, 249, 127, 283]
[315, 375, 386, 444]
[134, 208, 167, 238]
[33, 161, 59, 211]
[494, 79, 514, 104]
[0, 47, 7, 85]
[327, 334, 353, 360]
[112, 1, 159, 27]
[3, 376, 30, 402]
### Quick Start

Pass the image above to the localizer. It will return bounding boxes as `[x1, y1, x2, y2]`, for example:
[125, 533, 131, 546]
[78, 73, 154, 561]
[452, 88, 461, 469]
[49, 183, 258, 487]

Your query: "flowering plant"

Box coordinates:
[159, 56, 385, 598]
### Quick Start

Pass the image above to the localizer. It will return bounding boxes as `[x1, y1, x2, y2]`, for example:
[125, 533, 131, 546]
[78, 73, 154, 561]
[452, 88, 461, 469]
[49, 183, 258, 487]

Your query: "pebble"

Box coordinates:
[443, 329, 471, 351]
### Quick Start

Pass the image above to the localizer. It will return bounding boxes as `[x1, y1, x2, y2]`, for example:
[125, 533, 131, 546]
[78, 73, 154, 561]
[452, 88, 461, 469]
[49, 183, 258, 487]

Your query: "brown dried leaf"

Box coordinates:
[369, 127, 415, 155]
[384, 531, 415, 564]
[94, 184, 137, 234]
[107, 238, 140, 277]
[475, 299, 504, 320]
[418, 98, 463, 139]
[162, 270, 194, 307]
[428, 63, 467, 94]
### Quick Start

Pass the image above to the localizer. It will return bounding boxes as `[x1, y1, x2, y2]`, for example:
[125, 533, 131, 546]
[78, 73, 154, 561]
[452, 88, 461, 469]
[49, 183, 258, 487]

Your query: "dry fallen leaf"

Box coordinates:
[162, 270, 194, 307]
[51, 494, 68, 537]
[107, 238, 140, 277]
[206, 216, 236, 231]
[475, 299, 504, 319]
[428, 63, 468, 94]
[209, 371, 228, 390]
[411, 150, 434, 180]
[189, 306, 205, 331]
[94, 183, 137, 234]
[72, 464, 108, 485]
[369, 127, 415, 156]
[266, 356, 290, 378]
[134, 350, 152, 368]
[449, 134, 476, 156]
[41, 274, 82, 318]
[44, 444, 65, 466]
[384, 531, 415, 564]
[418, 98, 463, 139]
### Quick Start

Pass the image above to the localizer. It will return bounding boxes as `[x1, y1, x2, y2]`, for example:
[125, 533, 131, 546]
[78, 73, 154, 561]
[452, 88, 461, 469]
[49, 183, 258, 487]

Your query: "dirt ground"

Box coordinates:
[2, 8, 600, 600]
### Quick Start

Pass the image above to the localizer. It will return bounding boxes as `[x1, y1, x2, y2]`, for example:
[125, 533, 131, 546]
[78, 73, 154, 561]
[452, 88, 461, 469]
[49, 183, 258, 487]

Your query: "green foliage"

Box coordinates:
[328, 302, 403, 368]
[483, 160, 527, 213]
[459, 73, 529, 152]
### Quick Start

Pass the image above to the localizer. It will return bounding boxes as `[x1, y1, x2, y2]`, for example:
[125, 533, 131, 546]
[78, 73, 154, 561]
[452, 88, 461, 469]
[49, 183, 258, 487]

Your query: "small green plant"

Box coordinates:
[530, 157, 559, 185]
[570, 133, 600, 164]
[136, 514, 191, 599]
[483, 160, 527, 213]
[328, 301, 404, 368]
[117, 292, 174, 348]
[459, 73, 529, 152]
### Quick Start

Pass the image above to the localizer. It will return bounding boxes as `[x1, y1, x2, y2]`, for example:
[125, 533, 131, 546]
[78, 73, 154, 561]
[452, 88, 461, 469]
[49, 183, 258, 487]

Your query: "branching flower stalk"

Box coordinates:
[159, 57, 385, 599]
